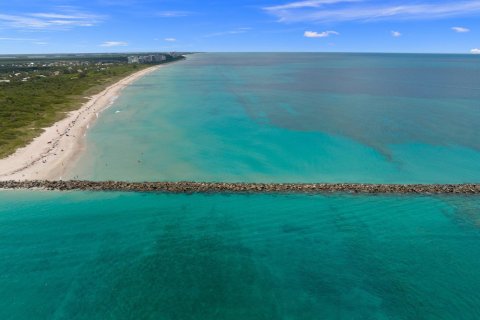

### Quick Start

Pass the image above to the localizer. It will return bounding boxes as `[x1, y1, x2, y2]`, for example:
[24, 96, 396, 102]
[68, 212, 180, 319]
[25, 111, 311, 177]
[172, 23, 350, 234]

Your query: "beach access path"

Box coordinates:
[0, 65, 162, 181]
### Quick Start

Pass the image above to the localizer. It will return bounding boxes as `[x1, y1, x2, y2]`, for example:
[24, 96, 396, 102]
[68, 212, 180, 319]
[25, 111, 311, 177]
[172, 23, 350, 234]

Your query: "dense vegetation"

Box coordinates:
[0, 54, 183, 158]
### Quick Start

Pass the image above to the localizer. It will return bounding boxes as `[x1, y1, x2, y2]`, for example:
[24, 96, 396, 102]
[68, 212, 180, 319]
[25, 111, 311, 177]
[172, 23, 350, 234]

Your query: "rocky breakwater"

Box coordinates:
[1, 181, 480, 194]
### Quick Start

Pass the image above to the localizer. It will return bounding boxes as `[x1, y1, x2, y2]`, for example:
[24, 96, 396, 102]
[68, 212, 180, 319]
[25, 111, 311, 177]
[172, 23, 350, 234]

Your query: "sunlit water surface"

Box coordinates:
[69, 53, 480, 183]
[4, 54, 480, 319]
[1, 191, 480, 319]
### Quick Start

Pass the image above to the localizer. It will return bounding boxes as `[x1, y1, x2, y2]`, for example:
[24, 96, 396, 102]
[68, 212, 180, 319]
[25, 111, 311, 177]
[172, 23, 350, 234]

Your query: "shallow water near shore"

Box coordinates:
[69, 53, 480, 183]
[1, 191, 480, 319]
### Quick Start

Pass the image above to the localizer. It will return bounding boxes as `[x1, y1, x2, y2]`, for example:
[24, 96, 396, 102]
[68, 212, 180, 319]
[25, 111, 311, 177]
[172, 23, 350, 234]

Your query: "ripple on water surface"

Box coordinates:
[0, 191, 480, 319]
[68, 53, 480, 183]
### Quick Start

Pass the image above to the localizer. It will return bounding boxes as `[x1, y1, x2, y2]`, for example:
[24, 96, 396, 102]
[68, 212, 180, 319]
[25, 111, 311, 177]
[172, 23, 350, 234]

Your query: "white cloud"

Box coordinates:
[164, 38, 177, 42]
[205, 28, 251, 37]
[391, 31, 402, 37]
[0, 8, 103, 30]
[452, 26, 470, 33]
[30, 13, 84, 19]
[98, 0, 149, 6]
[156, 11, 191, 17]
[100, 41, 128, 47]
[266, 0, 360, 11]
[0, 37, 38, 41]
[471, 48, 480, 54]
[304, 30, 339, 38]
[264, 1, 480, 23]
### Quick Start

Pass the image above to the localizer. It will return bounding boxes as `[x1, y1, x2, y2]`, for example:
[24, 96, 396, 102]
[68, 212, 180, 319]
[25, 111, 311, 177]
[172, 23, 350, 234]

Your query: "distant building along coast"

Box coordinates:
[128, 54, 170, 64]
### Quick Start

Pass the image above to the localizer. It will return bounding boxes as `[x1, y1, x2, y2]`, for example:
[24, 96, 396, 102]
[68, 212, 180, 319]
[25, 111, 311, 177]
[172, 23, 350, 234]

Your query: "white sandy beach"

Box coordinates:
[0, 65, 161, 181]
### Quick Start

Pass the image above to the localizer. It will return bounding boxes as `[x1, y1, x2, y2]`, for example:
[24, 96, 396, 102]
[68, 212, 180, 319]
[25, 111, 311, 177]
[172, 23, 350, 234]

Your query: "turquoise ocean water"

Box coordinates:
[2, 53, 480, 319]
[68, 53, 480, 183]
[1, 191, 480, 319]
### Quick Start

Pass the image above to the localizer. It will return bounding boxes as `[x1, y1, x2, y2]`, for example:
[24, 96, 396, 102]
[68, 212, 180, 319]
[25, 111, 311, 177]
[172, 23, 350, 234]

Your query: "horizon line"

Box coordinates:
[0, 51, 478, 56]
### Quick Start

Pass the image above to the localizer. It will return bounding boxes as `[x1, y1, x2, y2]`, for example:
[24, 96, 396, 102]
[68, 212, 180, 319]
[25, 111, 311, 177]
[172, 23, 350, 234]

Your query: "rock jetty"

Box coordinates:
[1, 180, 480, 194]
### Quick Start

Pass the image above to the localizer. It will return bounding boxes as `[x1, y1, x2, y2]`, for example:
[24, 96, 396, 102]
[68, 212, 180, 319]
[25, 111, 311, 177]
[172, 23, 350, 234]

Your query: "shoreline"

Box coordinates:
[0, 65, 162, 181]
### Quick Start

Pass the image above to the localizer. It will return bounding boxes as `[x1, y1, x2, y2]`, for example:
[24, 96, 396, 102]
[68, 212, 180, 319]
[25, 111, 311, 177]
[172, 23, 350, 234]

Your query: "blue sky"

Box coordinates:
[0, 0, 479, 54]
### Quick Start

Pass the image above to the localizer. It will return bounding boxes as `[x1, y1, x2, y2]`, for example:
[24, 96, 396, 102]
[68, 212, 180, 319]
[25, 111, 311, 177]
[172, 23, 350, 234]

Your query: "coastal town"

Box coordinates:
[127, 53, 180, 64]
[0, 52, 182, 83]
